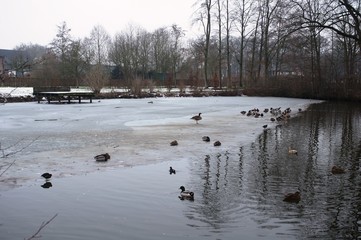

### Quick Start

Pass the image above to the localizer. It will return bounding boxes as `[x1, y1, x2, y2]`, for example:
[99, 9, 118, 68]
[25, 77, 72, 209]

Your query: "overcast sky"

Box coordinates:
[1, 0, 199, 49]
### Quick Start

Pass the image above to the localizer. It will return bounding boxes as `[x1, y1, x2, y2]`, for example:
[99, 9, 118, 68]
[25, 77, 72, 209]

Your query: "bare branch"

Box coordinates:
[24, 214, 58, 240]
[0, 87, 18, 105]
[0, 137, 39, 177]
[0, 159, 17, 177]
[1, 136, 40, 158]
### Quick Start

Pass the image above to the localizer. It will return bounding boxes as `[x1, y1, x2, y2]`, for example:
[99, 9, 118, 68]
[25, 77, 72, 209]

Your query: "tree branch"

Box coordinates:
[24, 214, 58, 240]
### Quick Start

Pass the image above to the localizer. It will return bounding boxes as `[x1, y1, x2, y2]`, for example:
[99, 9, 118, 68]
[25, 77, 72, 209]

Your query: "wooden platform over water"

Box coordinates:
[33, 87, 95, 104]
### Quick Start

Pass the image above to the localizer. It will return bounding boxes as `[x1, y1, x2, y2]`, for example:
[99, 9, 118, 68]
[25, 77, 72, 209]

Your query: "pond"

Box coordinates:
[0, 100, 360, 239]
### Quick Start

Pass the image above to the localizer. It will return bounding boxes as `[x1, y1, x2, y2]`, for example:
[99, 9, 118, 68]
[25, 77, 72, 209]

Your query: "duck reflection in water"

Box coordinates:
[41, 181, 53, 189]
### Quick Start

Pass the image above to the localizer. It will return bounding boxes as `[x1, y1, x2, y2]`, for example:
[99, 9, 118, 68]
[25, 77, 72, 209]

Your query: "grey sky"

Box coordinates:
[1, 0, 197, 49]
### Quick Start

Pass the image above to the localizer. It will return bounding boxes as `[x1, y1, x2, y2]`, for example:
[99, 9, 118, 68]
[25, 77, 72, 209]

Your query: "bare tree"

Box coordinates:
[291, 0, 361, 51]
[83, 63, 109, 94]
[224, 0, 232, 88]
[216, 0, 223, 88]
[85, 25, 111, 65]
[170, 24, 185, 86]
[233, 0, 254, 87]
[109, 24, 144, 85]
[194, 0, 213, 88]
[152, 27, 172, 75]
[138, 29, 152, 80]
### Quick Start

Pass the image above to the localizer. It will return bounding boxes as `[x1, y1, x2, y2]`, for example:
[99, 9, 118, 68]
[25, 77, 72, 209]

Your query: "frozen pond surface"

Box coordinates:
[0, 96, 318, 190]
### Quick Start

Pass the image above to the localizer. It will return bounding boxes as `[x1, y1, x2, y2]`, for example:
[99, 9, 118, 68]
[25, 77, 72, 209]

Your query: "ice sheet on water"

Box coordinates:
[0, 91, 322, 190]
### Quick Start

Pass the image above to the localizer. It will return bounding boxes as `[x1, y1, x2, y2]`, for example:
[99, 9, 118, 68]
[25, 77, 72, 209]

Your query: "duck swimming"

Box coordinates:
[288, 147, 298, 155]
[191, 113, 202, 124]
[179, 186, 194, 200]
[331, 166, 346, 174]
[94, 153, 111, 161]
[283, 191, 300, 203]
[169, 167, 176, 174]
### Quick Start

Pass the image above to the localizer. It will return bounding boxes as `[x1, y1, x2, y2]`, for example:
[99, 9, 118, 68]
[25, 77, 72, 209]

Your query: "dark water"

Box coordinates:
[1, 101, 361, 240]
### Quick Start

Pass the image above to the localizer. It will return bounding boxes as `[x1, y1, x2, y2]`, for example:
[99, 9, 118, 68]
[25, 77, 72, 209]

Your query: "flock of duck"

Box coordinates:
[167, 113, 221, 201]
[181, 108, 346, 203]
[40, 108, 346, 204]
[168, 110, 303, 202]
[167, 167, 195, 200]
[241, 106, 346, 203]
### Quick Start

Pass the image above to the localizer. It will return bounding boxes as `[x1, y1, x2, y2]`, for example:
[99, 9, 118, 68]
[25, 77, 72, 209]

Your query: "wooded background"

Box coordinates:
[1, 0, 360, 100]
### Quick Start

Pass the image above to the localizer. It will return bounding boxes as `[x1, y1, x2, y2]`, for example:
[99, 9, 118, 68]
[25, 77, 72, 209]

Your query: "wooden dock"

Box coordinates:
[33, 87, 95, 104]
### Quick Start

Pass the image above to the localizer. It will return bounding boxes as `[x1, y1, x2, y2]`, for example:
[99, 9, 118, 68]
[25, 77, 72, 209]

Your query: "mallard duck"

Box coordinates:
[41, 172, 52, 180]
[331, 166, 346, 174]
[94, 153, 110, 161]
[283, 191, 300, 203]
[191, 113, 202, 124]
[240, 111, 247, 115]
[169, 167, 176, 174]
[288, 147, 298, 155]
[179, 186, 194, 200]
[214, 140, 221, 146]
[170, 140, 178, 146]
[202, 136, 210, 142]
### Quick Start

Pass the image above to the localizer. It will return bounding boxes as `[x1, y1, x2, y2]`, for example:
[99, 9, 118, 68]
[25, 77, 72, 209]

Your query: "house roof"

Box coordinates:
[0, 49, 26, 59]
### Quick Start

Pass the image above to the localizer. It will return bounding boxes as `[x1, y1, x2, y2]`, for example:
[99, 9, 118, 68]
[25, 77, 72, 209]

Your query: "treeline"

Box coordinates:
[3, 0, 361, 100]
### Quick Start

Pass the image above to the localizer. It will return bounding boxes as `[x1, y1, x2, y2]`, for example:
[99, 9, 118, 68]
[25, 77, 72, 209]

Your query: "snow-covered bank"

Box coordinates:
[0, 87, 34, 97]
[0, 96, 323, 190]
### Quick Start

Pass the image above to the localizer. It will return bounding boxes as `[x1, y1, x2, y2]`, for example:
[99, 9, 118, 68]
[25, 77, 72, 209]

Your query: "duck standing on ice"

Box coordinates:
[191, 113, 202, 124]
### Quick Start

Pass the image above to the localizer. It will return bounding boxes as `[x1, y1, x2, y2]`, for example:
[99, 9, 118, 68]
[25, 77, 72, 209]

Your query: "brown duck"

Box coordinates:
[331, 166, 346, 174]
[283, 191, 300, 203]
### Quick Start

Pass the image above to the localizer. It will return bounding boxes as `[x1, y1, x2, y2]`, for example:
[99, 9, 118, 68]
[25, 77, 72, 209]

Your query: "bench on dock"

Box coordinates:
[33, 86, 95, 104]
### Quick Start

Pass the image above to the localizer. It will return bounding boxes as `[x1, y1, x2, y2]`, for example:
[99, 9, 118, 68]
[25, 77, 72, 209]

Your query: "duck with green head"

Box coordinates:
[179, 186, 194, 200]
